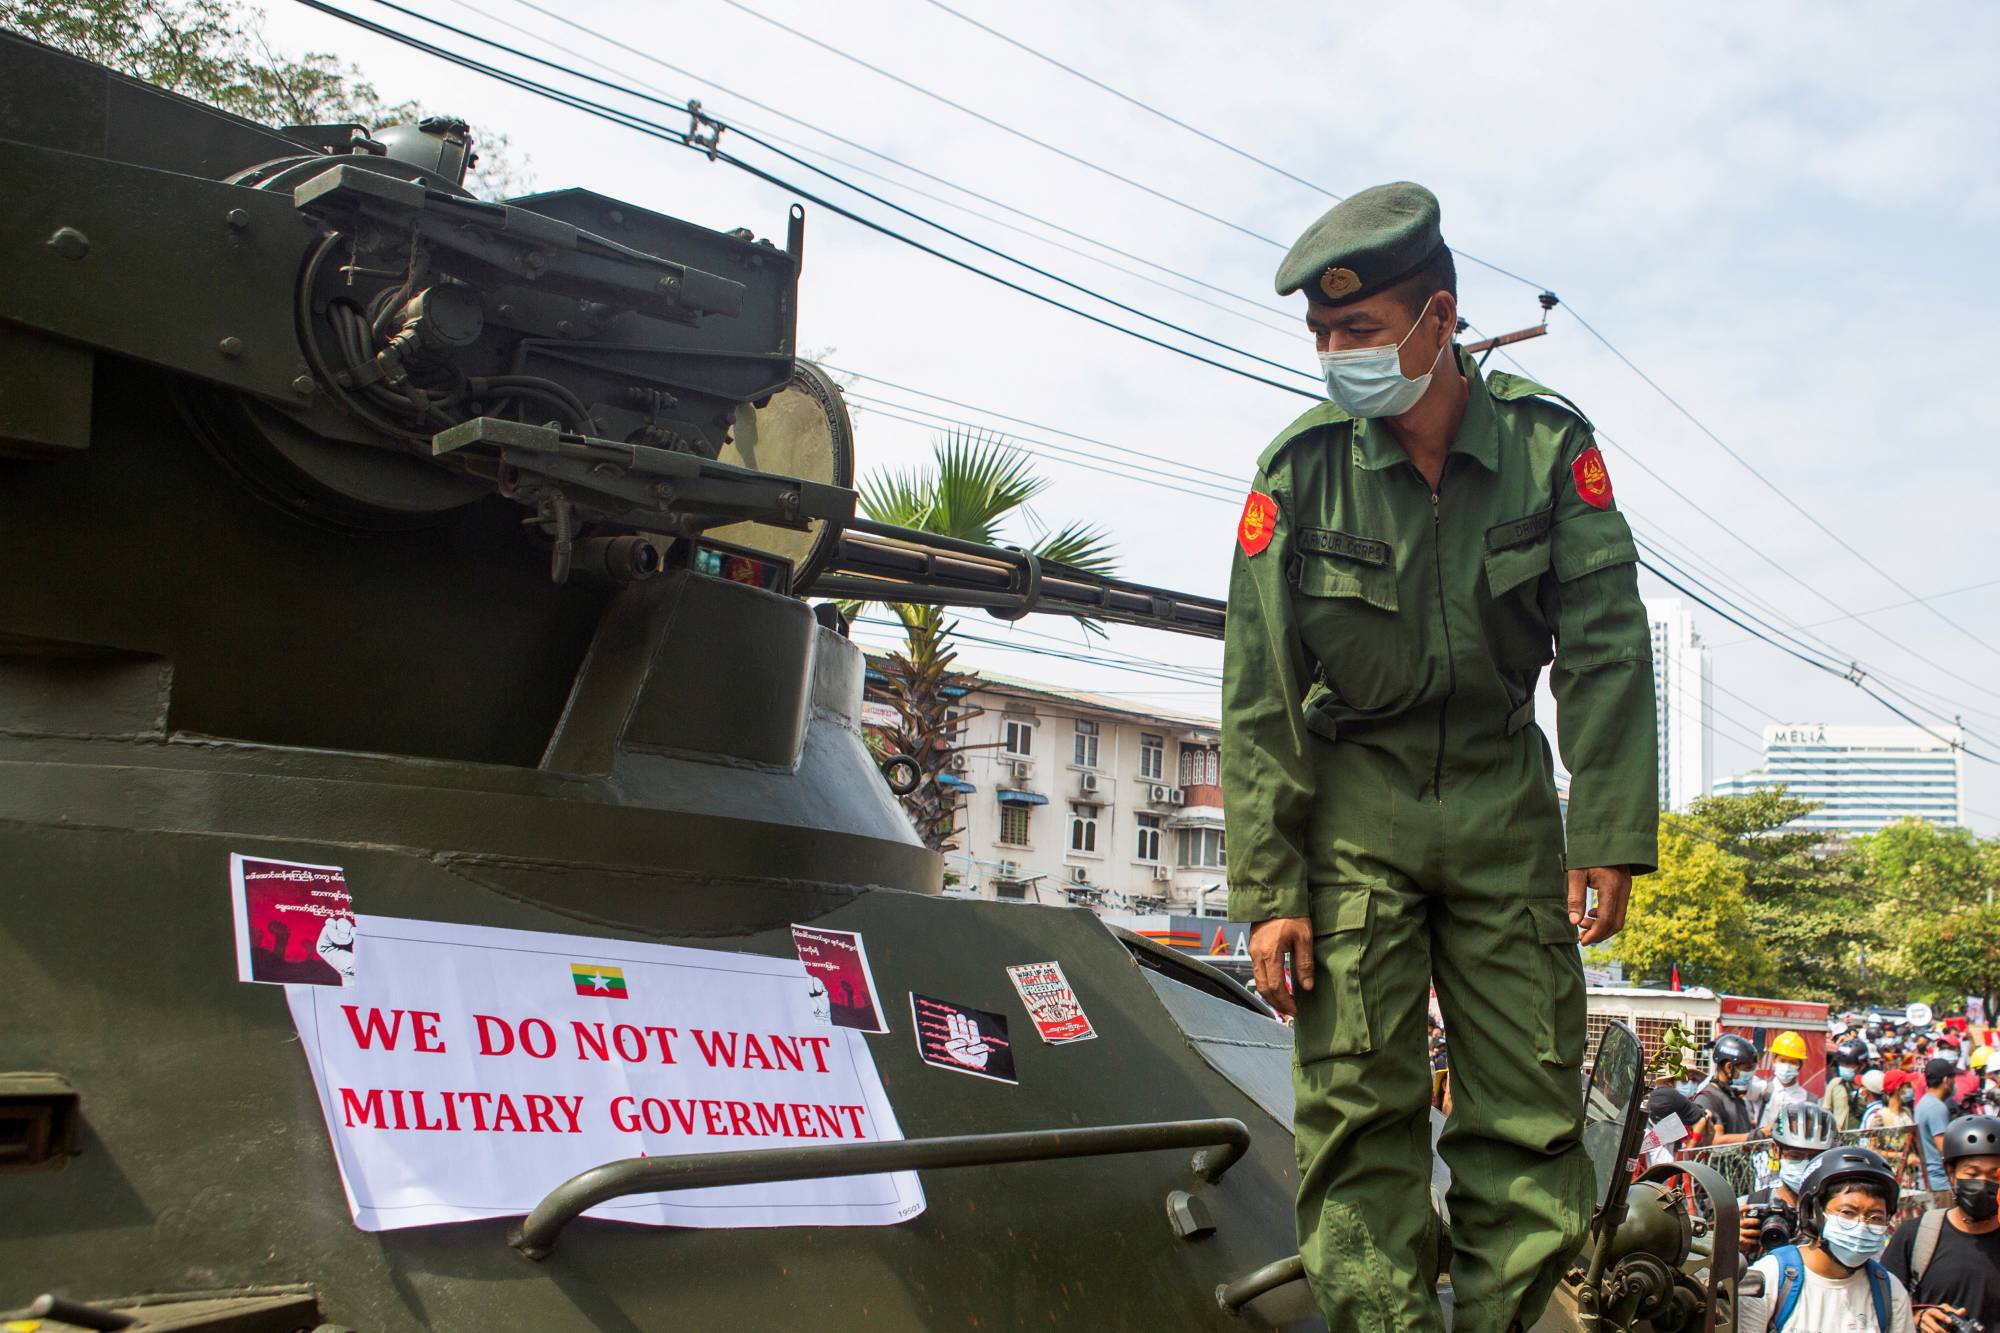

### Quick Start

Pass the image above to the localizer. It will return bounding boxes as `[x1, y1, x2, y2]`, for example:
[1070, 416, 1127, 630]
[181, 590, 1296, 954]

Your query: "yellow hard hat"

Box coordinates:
[1771, 1030, 1809, 1061]
[1974, 1046, 1994, 1071]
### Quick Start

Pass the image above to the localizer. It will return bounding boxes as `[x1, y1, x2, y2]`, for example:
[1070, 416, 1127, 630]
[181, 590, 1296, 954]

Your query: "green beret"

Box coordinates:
[1274, 181, 1446, 303]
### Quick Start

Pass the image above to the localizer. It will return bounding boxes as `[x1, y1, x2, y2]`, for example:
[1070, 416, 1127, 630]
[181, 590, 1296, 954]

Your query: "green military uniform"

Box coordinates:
[1222, 185, 1659, 1333]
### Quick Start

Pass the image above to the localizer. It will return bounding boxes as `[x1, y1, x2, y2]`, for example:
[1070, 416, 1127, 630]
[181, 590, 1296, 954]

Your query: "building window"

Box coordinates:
[1139, 733, 1164, 780]
[999, 804, 1030, 846]
[1179, 745, 1217, 787]
[1003, 719, 1033, 757]
[1135, 813, 1161, 862]
[1073, 719, 1099, 769]
[1069, 802, 1098, 853]
[1177, 827, 1226, 868]
[995, 879, 1028, 901]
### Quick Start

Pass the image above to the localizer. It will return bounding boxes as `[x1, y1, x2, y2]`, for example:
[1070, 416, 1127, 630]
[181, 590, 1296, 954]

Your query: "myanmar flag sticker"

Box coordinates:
[571, 962, 628, 999]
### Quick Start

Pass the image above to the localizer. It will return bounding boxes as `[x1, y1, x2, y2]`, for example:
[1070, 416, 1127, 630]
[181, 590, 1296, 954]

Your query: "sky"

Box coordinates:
[257, 0, 2000, 830]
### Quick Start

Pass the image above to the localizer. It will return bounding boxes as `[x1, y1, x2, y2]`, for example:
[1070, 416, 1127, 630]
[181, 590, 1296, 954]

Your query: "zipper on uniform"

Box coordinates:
[1430, 486, 1455, 801]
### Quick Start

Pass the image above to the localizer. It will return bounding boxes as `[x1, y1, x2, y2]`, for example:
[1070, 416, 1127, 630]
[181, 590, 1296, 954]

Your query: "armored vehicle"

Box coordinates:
[1, 31, 1731, 1330]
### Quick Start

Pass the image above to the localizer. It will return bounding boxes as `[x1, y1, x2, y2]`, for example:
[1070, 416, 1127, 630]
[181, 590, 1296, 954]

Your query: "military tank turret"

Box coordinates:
[0, 30, 1721, 1331]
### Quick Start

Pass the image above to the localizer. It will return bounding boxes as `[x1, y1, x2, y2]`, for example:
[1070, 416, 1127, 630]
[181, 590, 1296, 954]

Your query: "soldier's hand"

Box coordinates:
[1568, 866, 1632, 945]
[1249, 917, 1313, 1019]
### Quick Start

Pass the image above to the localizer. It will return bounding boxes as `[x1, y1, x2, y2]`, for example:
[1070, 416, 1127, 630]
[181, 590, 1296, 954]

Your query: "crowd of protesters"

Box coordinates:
[1639, 1017, 2000, 1332]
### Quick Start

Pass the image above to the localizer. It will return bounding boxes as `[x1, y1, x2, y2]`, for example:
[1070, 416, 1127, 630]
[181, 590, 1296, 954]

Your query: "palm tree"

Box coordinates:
[854, 428, 1116, 854]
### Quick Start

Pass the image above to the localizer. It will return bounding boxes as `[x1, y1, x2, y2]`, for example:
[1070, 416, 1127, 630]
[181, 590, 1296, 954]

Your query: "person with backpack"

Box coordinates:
[1693, 1032, 1763, 1146]
[1738, 1103, 1839, 1262]
[1738, 1145, 1915, 1332]
[1884, 1115, 2000, 1333]
[1829, 1038, 1872, 1133]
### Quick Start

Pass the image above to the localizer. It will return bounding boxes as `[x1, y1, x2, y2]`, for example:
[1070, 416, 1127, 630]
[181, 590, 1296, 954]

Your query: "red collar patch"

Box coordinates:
[1238, 490, 1278, 556]
[1571, 446, 1614, 510]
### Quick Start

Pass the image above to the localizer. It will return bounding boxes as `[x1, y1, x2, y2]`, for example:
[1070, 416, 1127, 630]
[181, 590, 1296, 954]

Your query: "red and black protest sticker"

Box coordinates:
[1005, 961, 1097, 1044]
[911, 993, 1016, 1085]
[230, 853, 355, 987]
[790, 925, 889, 1033]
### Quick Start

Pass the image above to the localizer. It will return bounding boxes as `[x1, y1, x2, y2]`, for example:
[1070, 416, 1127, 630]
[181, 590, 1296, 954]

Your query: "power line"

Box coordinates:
[855, 400, 1239, 505]
[443, 0, 1303, 341]
[300, 0, 1322, 399]
[1484, 341, 2000, 723]
[711, 0, 1288, 250]
[1560, 306, 2000, 665]
[914, 0, 1550, 292]
[829, 363, 1246, 485]
[1639, 558, 1994, 764]
[894, 9, 2000, 663]
[491, 0, 1303, 324]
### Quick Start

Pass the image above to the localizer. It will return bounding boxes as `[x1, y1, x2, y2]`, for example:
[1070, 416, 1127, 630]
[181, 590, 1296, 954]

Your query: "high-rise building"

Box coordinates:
[1645, 597, 1713, 811]
[1712, 723, 1965, 836]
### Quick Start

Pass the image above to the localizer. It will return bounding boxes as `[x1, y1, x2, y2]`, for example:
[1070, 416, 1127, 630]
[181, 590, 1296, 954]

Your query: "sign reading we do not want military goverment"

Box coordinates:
[285, 916, 923, 1232]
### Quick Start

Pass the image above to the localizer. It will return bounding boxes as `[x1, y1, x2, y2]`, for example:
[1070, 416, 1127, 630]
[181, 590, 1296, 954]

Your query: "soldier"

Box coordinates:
[1222, 182, 1659, 1332]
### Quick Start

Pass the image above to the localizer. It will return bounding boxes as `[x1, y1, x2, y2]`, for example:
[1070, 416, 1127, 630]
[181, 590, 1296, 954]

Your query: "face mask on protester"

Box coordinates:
[1778, 1159, 1810, 1192]
[1819, 1215, 1890, 1268]
[1773, 1060, 1799, 1086]
[1838, 1063, 1858, 1080]
[1954, 1177, 2000, 1223]
[1730, 1070, 1754, 1092]
[1317, 294, 1450, 418]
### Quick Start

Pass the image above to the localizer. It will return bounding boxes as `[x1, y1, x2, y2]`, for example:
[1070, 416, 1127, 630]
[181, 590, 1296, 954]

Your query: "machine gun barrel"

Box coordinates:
[806, 518, 1226, 639]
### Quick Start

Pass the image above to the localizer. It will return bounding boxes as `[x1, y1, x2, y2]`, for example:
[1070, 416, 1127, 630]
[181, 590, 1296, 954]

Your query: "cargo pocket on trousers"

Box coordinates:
[1299, 885, 1375, 1064]
[1528, 901, 1585, 1068]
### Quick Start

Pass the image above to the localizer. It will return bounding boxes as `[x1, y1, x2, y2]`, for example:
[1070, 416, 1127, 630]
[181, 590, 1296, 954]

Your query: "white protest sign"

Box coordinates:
[286, 915, 924, 1232]
[1906, 1001, 1933, 1029]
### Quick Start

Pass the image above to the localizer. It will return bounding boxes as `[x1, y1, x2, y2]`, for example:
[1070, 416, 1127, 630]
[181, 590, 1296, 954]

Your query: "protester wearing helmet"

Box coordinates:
[1761, 1030, 1816, 1134]
[1738, 1103, 1839, 1262]
[1738, 1145, 1914, 1332]
[1885, 1115, 2000, 1333]
[1693, 1033, 1762, 1145]
[1828, 1037, 1872, 1133]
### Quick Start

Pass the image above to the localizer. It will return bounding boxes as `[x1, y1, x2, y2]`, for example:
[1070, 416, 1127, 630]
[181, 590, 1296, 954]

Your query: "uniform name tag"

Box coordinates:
[1296, 528, 1389, 566]
[1484, 508, 1553, 552]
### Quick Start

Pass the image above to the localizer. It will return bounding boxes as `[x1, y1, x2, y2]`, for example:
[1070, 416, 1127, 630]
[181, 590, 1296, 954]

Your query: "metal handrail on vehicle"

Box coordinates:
[510, 1117, 1252, 1259]
[1215, 1254, 1306, 1315]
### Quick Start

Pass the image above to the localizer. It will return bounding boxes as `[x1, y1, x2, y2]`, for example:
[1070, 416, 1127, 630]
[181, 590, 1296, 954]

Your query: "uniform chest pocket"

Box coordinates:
[1294, 533, 1410, 713]
[1480, 509, 1555, 671]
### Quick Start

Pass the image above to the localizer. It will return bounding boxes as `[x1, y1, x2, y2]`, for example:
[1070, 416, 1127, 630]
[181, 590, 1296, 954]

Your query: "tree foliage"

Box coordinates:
[0, 0, 528, 197]
[1853, 817, 2000, 1017]
[854, 429, 1116, 856]
[1609, 815, 1773, 993]
[1685, 788, 1882, 1005]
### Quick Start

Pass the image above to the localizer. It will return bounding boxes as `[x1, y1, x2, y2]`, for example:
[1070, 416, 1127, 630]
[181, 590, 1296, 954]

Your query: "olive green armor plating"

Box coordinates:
[0, 31, 1730, 1332]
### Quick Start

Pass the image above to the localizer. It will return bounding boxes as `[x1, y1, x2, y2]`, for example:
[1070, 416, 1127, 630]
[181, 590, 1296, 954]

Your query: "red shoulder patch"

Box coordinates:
[1237, 490, 1278, 556]
[1571, 446, 1614, 510]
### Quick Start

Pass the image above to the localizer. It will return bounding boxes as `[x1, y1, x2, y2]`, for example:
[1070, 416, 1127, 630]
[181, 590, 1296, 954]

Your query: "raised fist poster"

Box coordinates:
[230, 853, 356, 986]
[789, 925, 888, 1033]
[910, 993, 1016, 1085]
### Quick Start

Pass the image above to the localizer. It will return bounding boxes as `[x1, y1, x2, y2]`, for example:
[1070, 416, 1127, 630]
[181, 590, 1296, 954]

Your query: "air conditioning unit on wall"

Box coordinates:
[1149, 784, 1170, 804]
[1151, 865, 1170, 882]
[1079, 772, 1098, 794]
[949, 752, 969, 772]
[1167, 788, 1186, 806]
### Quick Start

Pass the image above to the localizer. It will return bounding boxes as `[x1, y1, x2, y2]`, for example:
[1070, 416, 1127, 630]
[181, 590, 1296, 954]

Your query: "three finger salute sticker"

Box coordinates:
[1238, 490, 1278, 556]
[1571, 445, 1614, 510]
[911, 993, 1017, 1085]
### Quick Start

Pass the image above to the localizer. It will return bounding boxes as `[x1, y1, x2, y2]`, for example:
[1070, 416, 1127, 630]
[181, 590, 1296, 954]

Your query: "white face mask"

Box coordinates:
[1316, 294, 1450, 418]
[1773, 1060, 1799, 1086]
